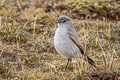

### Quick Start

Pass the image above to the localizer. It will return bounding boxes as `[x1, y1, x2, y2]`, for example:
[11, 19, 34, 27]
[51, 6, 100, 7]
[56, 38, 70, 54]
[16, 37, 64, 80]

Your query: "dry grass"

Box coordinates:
[0, 0, 120, 79]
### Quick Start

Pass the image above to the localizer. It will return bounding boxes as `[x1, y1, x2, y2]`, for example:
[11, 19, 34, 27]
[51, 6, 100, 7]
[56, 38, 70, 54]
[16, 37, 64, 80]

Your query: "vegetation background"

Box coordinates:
[0, 0, 120, 79]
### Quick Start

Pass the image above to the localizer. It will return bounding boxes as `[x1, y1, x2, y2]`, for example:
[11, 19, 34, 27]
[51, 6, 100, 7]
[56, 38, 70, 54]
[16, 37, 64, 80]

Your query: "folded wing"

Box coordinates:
[67, 30, 96, 67]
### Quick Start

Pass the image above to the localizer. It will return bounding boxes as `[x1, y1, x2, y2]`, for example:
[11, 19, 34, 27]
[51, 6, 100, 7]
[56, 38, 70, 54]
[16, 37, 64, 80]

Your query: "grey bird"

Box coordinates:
[54, 16, 96, 69]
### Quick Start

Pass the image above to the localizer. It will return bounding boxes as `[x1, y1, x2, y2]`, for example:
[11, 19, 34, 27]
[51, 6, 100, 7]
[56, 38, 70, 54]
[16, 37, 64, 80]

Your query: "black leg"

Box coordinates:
[69, 58, 72, 67]
[65, 59, 70, 69]
[65, 58, 72, 70]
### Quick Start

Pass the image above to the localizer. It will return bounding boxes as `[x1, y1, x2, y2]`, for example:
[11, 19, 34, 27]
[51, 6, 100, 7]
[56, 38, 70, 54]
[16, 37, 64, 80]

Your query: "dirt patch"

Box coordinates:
[82, 72, 120, 80]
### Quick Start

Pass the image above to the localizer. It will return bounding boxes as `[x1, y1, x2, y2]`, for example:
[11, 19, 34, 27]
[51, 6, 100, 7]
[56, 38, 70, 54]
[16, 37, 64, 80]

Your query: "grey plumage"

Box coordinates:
[54, 16, 96, 68]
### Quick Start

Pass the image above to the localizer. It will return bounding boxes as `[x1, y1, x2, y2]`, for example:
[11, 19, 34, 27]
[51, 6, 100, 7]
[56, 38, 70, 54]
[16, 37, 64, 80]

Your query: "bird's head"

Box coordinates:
[56, 16, 73, 27]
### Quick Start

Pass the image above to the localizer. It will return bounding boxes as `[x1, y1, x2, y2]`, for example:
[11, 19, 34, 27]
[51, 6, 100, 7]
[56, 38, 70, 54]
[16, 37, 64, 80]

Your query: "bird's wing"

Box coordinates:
[67, 30, 85, 55]
[67, 30, 96, 67]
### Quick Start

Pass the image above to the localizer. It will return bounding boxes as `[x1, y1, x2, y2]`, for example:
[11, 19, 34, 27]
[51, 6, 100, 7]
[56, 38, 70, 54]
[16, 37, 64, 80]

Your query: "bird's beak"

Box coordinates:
[56, 20, 60, 23]
[56, 21, 58, 23]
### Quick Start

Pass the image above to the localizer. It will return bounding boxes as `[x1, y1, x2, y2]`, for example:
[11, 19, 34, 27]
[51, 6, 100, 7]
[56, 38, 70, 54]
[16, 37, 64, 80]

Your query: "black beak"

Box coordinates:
[56, 20, 60, 23]
[56, 21, 58, 23]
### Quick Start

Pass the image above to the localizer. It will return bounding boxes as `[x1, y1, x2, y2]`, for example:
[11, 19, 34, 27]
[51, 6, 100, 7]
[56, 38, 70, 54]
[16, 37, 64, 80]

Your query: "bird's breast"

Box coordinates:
[54, 28, 81, 58]
[54, 28, 69, 48]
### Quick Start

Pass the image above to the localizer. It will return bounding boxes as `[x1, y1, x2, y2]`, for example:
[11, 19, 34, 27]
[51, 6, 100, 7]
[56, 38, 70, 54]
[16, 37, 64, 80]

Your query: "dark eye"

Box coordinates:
[62, 20, 66, 22]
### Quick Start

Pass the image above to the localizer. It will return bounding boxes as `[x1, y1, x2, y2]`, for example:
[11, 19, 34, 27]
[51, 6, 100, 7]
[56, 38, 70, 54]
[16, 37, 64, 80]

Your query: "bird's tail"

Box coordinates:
[85, 56, 96, 68]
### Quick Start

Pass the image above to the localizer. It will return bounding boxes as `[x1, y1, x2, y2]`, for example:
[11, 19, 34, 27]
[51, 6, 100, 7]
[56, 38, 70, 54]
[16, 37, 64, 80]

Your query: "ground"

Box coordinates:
[0, 0, 120, 80]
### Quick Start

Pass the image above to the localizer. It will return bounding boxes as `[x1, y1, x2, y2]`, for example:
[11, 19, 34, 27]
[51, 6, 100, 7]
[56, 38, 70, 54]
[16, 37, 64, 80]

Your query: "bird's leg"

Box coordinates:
[65, 58, 70, 69]
[69, 58, 72, 67]
[65, 58, 72, 70]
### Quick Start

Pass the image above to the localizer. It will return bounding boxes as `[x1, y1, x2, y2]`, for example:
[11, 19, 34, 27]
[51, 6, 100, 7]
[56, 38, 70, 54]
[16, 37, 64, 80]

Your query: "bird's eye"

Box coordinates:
[62, 20, 66, 22]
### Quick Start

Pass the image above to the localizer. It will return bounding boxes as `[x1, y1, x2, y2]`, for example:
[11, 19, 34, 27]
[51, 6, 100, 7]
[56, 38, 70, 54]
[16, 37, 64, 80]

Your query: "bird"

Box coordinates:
[54, 16, 96, 69]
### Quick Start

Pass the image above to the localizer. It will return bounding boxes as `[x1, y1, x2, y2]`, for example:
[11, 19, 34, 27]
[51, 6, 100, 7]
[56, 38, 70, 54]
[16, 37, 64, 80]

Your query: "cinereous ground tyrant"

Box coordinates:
[54, 16, 96, 69]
